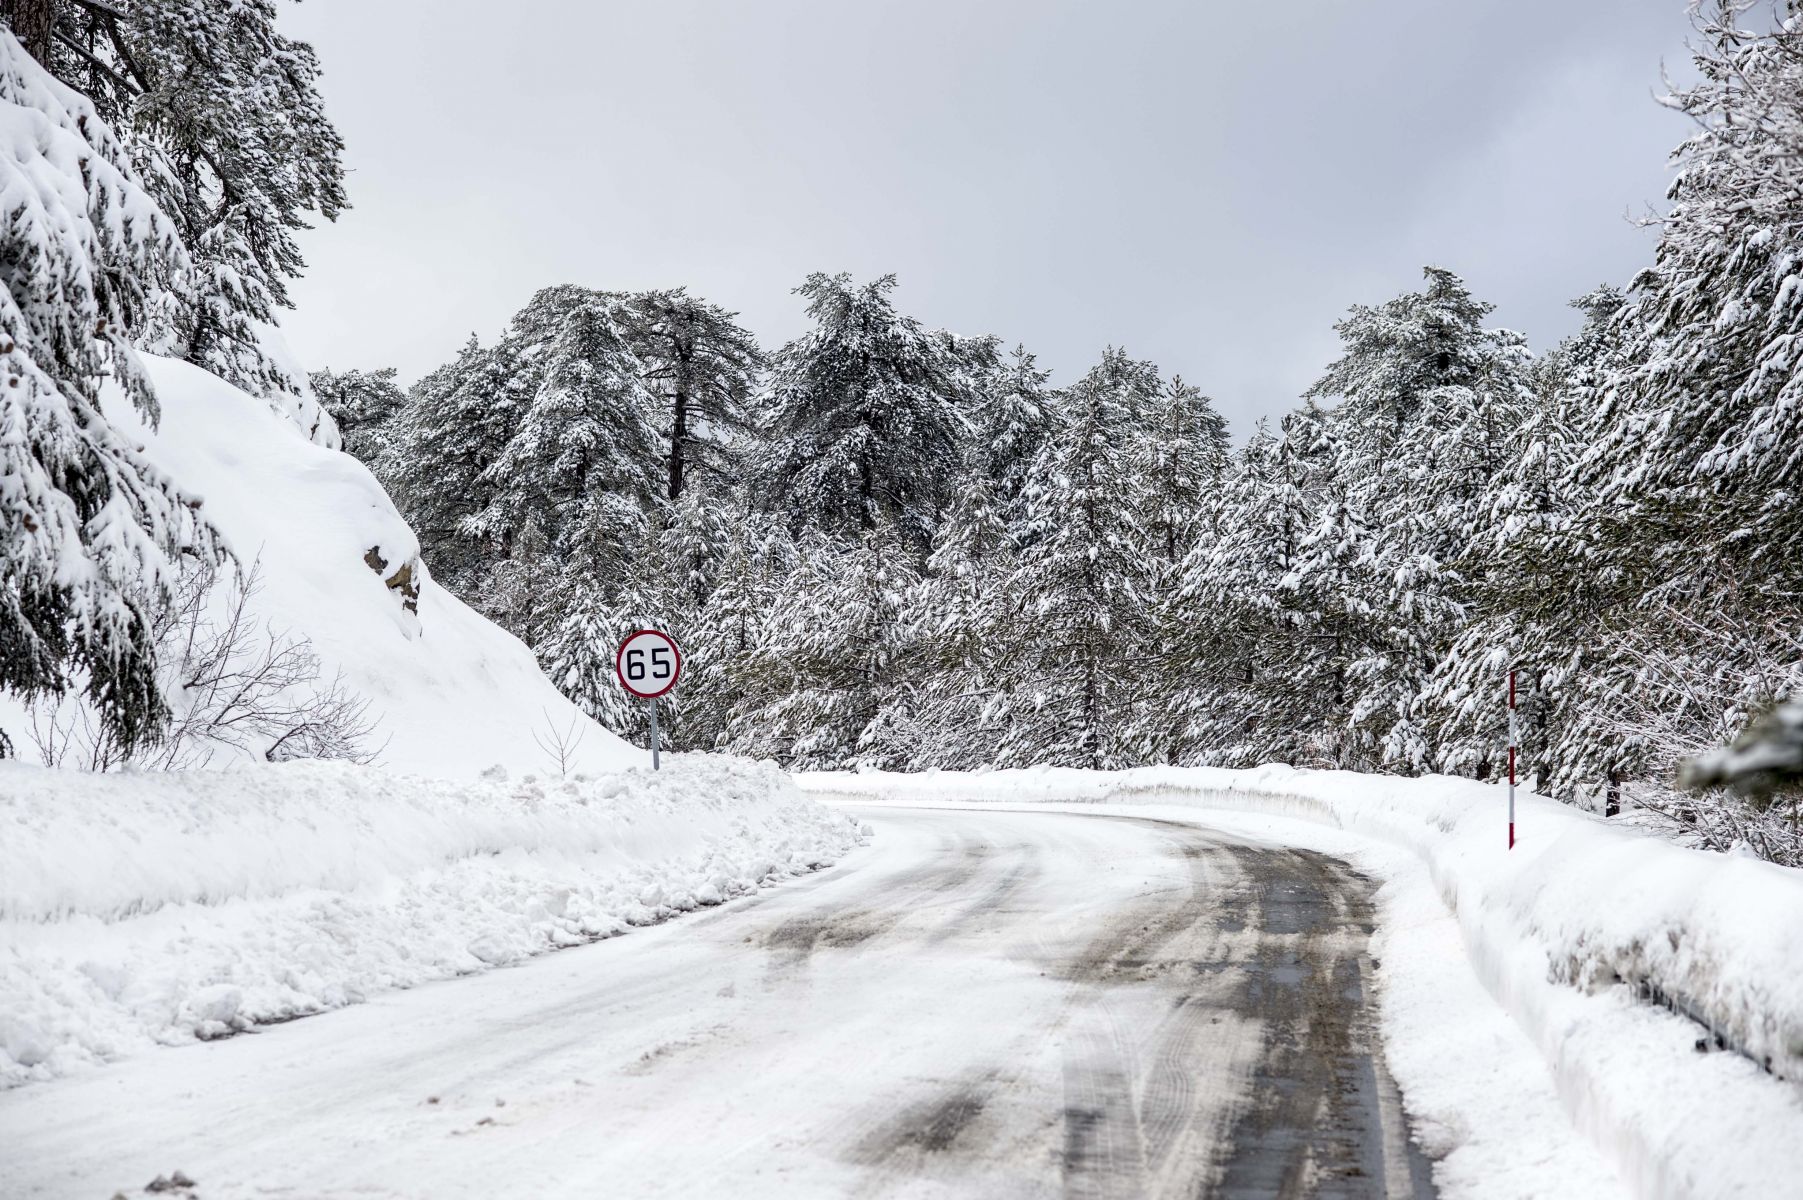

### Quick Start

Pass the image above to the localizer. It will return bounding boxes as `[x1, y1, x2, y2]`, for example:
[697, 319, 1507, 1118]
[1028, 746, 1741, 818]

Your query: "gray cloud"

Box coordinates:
[278, 0, 1696, 436]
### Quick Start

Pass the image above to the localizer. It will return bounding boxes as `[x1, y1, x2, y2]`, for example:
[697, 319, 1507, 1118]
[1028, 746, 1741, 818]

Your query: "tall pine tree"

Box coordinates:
[756, 273, 967, 549]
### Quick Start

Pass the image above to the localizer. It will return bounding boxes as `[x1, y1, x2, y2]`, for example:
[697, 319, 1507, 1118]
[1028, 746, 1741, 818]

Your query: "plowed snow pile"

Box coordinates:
[1, 756, 863, 1087]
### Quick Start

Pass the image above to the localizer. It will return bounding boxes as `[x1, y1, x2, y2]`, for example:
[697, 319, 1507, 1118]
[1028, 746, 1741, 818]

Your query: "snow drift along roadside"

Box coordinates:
[0, 756, 863, 1088]
[801, 766, 1803, 1200]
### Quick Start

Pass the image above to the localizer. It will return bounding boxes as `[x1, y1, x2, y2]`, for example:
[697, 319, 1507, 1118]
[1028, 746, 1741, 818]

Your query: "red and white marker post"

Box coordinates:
[1507, 668, 1518, 850]
[616, 629, 682, 771]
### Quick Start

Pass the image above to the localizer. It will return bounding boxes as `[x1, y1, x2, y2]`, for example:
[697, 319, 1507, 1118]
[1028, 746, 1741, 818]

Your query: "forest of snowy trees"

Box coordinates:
[6, 1, 1803, 863]
[317, 0, 1803, 862]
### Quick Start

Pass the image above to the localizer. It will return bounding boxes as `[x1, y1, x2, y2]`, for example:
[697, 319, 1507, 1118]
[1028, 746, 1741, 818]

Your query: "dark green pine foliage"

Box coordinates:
[386, 335, 526, 592]
[309, 366, 406, 462]
[611, 288, 765, 500]
[757, 273, 968, 549]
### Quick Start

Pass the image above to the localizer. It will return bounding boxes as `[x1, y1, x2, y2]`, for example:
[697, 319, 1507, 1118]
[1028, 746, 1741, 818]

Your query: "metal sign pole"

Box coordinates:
[648, 697, 661, 772]
[617, 629, 679, 772]
[1507, 669, 1517, 850]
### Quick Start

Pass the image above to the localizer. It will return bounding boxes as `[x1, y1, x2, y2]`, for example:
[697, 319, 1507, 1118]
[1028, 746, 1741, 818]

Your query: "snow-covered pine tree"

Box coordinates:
[724, 529, 921, 770]
[1588, 0, 1803, 565]
[756, 273, 968, 549]
[534, 573, 641, 741]
[1303, 266, 1529, 772]
[635, 480, 741, 751]
[386, 335, 523, 592]
[684, 513, 799, 753]
[611, 288, 765, 500]
[1138, 375, 1230, 566]
[895, 464, 1017, 769]
[309, 366, 406, 463]
[1558, 1, 1803, 820]
[0, 25, 218, 753]
[1163, 423, 1284, 765]
[991, 348, 1159, 769]
[1289, 427, 1375, 769]
[472, 297, 663, 577]
[9, 0, 348, 410]
[969, 343, 1057, 532]
[1425, 288, 1623, 794]
[1163, 410, 1349, 767]
[1439, 6, 1803, 836]
[1128, 374, 1231, 762]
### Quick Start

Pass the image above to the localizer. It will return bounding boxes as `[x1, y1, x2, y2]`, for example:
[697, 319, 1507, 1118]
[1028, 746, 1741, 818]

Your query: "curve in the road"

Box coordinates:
[1, 804, 1438, 1200]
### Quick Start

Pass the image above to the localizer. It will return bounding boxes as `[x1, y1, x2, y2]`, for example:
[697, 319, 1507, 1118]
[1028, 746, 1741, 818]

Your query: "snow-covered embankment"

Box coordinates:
[1, 757, 863, 1088]
[800, 766, 1803, 1200]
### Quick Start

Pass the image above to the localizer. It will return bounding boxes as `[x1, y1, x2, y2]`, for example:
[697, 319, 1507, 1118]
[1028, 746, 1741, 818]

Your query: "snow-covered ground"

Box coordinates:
[800, 768, 1803, 1200]
[0, 755, 862, 1088]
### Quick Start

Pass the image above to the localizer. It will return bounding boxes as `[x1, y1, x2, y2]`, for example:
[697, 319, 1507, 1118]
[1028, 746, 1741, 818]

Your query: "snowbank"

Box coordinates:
[1, 756, 863, 1088]
[0, 353, 637, 779]
[801, 766, 1803, 1200]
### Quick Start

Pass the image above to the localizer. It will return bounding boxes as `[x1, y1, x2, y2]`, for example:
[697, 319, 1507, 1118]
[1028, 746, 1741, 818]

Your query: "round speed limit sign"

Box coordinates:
[616, 629, 682, 699]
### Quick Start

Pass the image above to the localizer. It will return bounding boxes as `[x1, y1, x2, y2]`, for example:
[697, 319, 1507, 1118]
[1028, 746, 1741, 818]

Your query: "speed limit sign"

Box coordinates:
[616, 629, 681, 770]
[616, 629, 682, 699]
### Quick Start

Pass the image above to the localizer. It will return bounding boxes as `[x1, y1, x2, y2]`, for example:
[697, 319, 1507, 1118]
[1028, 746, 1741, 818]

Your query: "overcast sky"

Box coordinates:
[278, 1, 1698, 438]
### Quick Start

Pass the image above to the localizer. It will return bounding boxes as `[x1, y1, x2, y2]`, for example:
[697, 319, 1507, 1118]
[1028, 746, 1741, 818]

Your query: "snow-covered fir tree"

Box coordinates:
[969, 343, 1057, 531]
[725, 529, 922, 770]
[386, 335, 525, 592]
[612, 288, 765, 500]
[1303, 266, 1528, 772]
[472, 298, 662, 575]
[6, 0, 348, 411]
[1528, 3, 1803, 834]
[756, 273, 969, 548]
[1423, 288, 1623, 794]
[1164, 412, 1341, 767]
[0, 25, 218, 754]
[991, 349, 1160, 769]
[1138, 375, 1230, 566]
[682, 513, 799, 753]
[896, 465, 1019, 769]
[310, 367, 406, 463]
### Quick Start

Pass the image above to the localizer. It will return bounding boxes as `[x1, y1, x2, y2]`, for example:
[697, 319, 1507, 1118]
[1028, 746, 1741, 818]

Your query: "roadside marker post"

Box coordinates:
[1507, 669, 1518, 850]
[615, 629, 682, 771]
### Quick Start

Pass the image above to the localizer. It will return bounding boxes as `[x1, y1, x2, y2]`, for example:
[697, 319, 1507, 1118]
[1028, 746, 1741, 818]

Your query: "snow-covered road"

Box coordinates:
[4, 805, 1438, 1199]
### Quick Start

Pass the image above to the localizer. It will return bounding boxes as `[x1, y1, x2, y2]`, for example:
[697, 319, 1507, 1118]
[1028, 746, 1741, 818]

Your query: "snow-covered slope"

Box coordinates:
[94, 355, 634, 778]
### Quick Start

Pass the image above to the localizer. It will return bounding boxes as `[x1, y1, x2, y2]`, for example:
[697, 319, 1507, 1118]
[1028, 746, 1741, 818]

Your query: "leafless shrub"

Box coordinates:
[27, 558, 384, 770]
[1631, 780, 1803, 866]
[1595, 604, 1803, 865]
[532, 707, 586, 779]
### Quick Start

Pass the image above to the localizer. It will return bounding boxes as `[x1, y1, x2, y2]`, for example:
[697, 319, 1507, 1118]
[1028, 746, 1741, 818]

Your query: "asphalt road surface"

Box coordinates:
[3, 804, 1437, 1199]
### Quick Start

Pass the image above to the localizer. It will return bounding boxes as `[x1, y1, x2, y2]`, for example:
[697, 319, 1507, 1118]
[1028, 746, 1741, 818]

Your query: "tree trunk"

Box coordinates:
[4, 0, 58, 64]
[668, 381, 688, 500]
